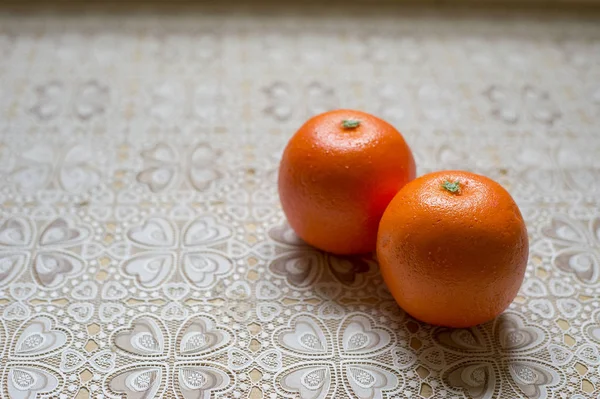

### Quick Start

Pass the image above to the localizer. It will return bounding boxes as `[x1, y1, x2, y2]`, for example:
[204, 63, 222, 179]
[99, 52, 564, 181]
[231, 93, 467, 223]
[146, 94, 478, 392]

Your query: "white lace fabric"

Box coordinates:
[0, 9, 600, 399]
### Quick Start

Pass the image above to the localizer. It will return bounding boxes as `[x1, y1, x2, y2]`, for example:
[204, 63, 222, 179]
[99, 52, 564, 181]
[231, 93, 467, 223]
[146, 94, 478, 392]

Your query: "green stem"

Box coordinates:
[442, 180, 461, 193]
[342, 119, 361, 129]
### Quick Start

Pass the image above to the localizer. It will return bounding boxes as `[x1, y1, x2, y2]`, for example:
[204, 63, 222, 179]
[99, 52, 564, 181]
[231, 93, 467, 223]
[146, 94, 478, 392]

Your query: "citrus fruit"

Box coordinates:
[377, 170, 528, 327]
[278, 109, 416, 255]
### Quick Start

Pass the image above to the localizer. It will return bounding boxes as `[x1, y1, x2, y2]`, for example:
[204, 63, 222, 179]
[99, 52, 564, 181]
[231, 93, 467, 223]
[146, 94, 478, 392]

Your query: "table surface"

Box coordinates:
[0, 8, 600, 399]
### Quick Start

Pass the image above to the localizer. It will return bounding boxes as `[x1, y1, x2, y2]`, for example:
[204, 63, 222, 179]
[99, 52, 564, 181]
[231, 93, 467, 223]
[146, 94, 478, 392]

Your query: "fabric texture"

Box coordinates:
[0, 9, 599, 399]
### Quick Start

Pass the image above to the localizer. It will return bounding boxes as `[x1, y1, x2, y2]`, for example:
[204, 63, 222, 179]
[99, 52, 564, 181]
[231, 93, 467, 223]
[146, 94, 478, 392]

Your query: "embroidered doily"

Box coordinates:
[0, 9, 599, 399]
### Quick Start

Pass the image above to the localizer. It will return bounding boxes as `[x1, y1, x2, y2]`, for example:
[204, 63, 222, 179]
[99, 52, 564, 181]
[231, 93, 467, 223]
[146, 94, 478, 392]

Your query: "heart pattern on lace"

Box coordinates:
[60, 166, 101, 195]
[60, 349, 87, 372]
[339, 314, 393, 356]
[276, 314, 332, 357]
[108, 365, 166, 399]
[3, 302, 31, 321]
[541, 215, 587, 244]
[122, 252, 174, 288]
[9, 283, 37, 301]
[141, 142, 178, 163]
[113, 316, 167, 357]
[318, 301, 345, 320]
[181, 251, 233, 289]
[251, 241, 277, 259]
[89, 350, 116, 373]
[419, 347, 446, 371]
[547, 344, 573, 366]
[183, 215, 231, 246]
[269, 223, 306, 246]
[101, 281, 128, 300]
[0, 217, 33, 247]
[67, 303, 94, 323]
[137, 165, 178, 192]
[256, 349, 283, 372]
[278, 363, 336, 399]
[127, 218, 176, 247]
[227, 240, 256, 258]
[554, 248, 599, 284]
[505, 360, 561, 399]
[33, 251, 84, 288]
[189, 144, 222, 192]
[59, 145, 101, 193]
[548, 278, 576, 297]
[11, 164, 52, 193]
[494, 312, 547, 354]
[176, 364, 231, 399]
[39, 218, 89, 246]
[176, 315, 233, 357]
[342, 362, 399, 399]
[224, 280, 251, 300]
[225, 204, 249, 220]
[585, 313, 600, 344]
[7, 366, 60, 398]
[256, 303, 281, 322]
[70, 281, 98, 300]
[106, 241, 131, 259]
[161, 302, 189, 321]
[556, 299, 581, 318]
[87, 206, 112, 221]
[255, 280, 282, 300]
[540, 215, 600, 284]
[13, 316, 70, 357]
[227, 302, 253, 322]
[252, 205, 276, 221]
[575, 344, 600, 366]
[521, 278, 548, 297]
[434, 327, 491, 355]
[162, 283, 190, 301]
[444, 361, 497, 399]
[391, 347, 417, 370]
[0, 252, 28, 287]
[99, 303, 125, 323]
[227, 348, 253, 370]
[269, 250, 323, 288]
[82, 242, 105, 259]
[528, 299, 555, 319]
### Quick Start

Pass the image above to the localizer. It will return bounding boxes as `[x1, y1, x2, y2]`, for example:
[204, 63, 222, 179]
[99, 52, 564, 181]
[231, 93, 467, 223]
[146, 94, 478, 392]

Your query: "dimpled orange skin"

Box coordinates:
[278, 109, 416, 255]
[377, 171, 528, 328]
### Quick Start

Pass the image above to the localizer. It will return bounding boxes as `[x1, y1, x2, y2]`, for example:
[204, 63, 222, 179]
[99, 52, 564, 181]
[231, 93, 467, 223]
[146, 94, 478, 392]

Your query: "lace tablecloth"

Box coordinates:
[1, 9, 600, 399]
